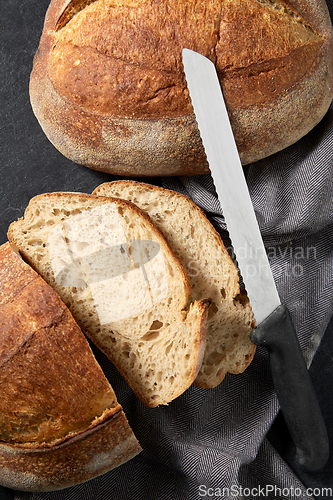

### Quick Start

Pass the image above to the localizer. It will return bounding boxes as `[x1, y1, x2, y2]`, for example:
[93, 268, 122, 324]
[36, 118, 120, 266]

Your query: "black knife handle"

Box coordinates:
[250, 304, 329, 472]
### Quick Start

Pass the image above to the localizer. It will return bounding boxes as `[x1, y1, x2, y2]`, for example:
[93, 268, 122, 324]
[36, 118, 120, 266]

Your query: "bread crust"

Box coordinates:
[0, 409, 141, 492]
[0, 242, 141, 491]
[29, 0, 333, 175]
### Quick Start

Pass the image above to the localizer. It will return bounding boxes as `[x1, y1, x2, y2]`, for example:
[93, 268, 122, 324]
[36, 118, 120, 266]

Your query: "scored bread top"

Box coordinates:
[29, 0, 333, 172]
[92, 181, 256, 388]
[8, 192, 210, 407]
[49, 0, 323, 118]
[0, 242, 120, 446]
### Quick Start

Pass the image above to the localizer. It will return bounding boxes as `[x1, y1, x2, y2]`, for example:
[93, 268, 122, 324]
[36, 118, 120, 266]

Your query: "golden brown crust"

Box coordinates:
[0, 242, 141, 491]
[48, 0, 220, 119]
[217, 0, 323, 107]
[0, 243, 118, 445]
[48, 0, 324, 117]
[219, 0, 333, 163]
[0, 409, 142, 492]
[29, 0, 333, 174]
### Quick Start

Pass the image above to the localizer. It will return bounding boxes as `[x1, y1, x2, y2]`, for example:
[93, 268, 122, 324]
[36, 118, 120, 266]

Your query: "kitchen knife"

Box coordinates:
[182, 48, 329, 472]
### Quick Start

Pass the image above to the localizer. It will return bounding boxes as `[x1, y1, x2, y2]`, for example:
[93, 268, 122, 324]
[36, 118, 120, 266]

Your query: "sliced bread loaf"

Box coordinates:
[0, 242, 141, 491]
[8, 193, 210, 407]
[92, 181, 256, 388]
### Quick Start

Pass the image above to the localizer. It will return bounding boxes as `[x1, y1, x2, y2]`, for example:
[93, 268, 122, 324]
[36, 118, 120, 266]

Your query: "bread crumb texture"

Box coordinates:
[49, 0, 322, 117]
[92, 181, 256, 388]
[8, 193, 210, 407]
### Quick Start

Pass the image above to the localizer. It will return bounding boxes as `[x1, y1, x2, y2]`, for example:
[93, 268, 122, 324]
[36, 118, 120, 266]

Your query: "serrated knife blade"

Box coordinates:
[182, 48, 329, 472]
[182, 51, 279, 325]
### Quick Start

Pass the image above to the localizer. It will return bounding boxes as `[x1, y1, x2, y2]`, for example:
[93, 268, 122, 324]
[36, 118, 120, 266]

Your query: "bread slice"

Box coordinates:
[92, 181, 256, 388]
[8, 193, 210, 407]
[0, 242, 141, 492]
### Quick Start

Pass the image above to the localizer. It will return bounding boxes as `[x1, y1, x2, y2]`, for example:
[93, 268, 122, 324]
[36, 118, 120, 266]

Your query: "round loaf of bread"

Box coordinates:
[30, 0, 333, 175]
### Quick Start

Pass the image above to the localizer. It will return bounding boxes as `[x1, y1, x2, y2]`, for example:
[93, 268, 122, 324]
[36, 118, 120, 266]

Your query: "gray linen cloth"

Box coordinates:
[15, 15, 333, 500]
